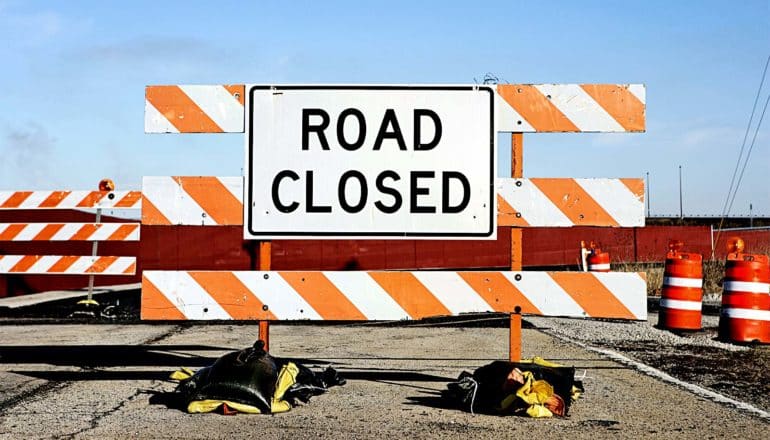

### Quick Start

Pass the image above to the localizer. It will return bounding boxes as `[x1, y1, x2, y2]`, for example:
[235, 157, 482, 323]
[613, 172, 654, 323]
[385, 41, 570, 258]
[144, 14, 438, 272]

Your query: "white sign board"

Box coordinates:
[245, 85, 496, 239]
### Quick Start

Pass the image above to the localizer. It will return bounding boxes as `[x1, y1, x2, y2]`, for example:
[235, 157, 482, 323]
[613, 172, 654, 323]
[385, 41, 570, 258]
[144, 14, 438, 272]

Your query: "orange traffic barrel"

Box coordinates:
[658, 241, 703, 331]
[718, 251, 770, 344]
[587, 246, 610, 272]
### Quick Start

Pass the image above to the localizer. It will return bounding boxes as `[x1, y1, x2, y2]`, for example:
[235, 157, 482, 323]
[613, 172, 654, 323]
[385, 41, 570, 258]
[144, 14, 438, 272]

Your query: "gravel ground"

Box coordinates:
[526, 313, 770, 413]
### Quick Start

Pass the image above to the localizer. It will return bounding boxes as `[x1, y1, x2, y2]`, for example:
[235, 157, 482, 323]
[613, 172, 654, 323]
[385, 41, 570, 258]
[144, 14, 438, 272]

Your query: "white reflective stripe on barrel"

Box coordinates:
[589, 263, 611, 271]
[720, 308, 770, 321]
[723, 281, 770, 294]
[659, 298, 702, 311]
[663, 276, 702, 288]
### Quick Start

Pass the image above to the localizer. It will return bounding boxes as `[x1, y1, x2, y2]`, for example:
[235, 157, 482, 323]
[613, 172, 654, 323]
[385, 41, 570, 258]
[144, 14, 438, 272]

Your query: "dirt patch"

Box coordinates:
[603, 331, 770, 412]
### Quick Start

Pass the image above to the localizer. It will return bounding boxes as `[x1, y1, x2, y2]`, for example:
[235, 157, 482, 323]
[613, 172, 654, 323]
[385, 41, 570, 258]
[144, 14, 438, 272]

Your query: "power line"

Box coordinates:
[719, 55, 769, 220]
[713, 56, 770, 258]
[726, 93, 770, 215]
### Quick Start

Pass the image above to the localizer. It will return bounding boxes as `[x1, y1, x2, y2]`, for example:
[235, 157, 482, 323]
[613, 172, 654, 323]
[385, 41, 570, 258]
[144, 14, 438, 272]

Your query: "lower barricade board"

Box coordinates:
[142, 271, 647, 321]
[0, 255, 136, 275]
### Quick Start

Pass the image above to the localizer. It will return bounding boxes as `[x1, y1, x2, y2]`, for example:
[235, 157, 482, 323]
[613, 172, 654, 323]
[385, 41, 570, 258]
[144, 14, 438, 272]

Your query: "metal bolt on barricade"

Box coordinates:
[658, 240, 703, 331]
[718, 237, 770, 344]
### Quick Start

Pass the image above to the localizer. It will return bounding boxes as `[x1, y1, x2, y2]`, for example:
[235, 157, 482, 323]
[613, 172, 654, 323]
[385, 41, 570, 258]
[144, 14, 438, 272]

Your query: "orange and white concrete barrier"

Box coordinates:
[141, 270, 647, 321]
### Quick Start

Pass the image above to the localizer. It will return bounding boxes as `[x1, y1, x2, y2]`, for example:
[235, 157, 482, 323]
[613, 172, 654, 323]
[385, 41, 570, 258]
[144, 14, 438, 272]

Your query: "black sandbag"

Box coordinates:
[176, 340, 277, 414]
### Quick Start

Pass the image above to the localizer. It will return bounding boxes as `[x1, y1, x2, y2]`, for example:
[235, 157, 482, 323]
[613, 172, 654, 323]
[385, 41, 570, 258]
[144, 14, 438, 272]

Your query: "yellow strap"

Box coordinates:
[169, 367, 195, 381]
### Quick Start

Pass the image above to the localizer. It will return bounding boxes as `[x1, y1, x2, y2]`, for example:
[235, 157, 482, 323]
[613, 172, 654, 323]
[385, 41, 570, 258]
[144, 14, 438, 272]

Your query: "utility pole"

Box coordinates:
[750, 203, 753, 228]
[646, 171, 650, 217]
[678, 165, 683, 221]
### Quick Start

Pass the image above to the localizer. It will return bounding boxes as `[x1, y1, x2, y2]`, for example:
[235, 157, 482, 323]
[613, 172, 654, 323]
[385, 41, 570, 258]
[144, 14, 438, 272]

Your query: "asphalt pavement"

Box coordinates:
[0, 322, 767, 439]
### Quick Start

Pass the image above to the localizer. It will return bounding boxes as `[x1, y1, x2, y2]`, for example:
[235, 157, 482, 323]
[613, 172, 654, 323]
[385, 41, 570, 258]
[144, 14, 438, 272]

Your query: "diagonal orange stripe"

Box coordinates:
[188, 272, 275, 320]
[496, 194, 530, 227]
[223, 84, 245, 106]
[48, 255, 80, 272]
[40, 191, 71, 208]
[10, 255, 40, 272]
[71, 224, 100, 240]
[1, 192, 32, 208]
[86, 256, 118, 273]
[531, 178, 618, 226]
[580, 85, 645, 132]
[76, 192, 106, 208]
[620, 178, 645, 200]
[280, 272, 366, 320]
[0, 224, 26, 241]
[146, 86, 223, 133]
[123, 262, 136, 275]
[33, 224, 65, 241]
[497, 85, 580, 132]
[176, 177, 243, 225]
[368, 272, 451, 319]
[141, 277, 187, 320]
[459, 272, 541, 314]
[141, 197, 172, 225]
[549, 272, 634, 319]
[114, 191, 142, 208]
[107, 224, 139, 241]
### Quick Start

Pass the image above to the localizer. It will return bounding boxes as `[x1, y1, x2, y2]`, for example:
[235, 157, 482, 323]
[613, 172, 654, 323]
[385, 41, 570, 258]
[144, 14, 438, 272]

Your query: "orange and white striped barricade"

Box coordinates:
[0, 223, 139, 241]
[145, 84, 645, 134]
[143, 83, 646, 358]
[0, 190, 141, 210]
[719, 253, 770, 343]
[0, 255, 136, 275]
[142, 176, 644, 228]
[0, 189, 140, 277]
[142, 270, 647, 321]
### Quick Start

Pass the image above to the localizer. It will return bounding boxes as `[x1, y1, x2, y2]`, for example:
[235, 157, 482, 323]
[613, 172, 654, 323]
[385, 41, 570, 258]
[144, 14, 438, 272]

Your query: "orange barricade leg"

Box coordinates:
[259, 320, 270, 352]
[509, 308, 522, 362]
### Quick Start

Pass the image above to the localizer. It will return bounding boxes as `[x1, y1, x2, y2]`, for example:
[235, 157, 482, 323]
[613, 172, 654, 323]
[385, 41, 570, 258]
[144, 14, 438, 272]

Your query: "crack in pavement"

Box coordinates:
[60, 388, 145, 440]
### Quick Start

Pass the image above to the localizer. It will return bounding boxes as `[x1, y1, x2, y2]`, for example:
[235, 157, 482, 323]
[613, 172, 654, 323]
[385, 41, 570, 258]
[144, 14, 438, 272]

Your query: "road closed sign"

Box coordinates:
[245, 85, 496, 239]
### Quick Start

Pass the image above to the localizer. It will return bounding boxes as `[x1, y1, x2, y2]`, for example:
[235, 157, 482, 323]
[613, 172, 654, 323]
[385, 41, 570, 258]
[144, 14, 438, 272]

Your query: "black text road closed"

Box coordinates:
[245, 85, 496, 239]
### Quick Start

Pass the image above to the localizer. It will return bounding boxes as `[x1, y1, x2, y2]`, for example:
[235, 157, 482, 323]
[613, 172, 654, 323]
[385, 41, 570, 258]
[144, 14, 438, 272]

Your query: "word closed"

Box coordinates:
[245, 85, 496, 239]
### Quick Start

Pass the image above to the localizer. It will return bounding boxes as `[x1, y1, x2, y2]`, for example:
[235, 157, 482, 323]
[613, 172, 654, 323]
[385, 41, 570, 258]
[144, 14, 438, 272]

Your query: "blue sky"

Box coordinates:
[0, 0, 768, 216]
